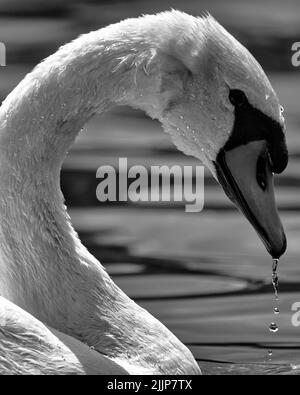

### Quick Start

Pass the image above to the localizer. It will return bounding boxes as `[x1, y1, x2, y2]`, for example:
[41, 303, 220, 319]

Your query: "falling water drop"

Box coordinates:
[268, 350, 273, 358]
[268, 259, 280, 360]
[272, 259, 279, 301]
[269, 322, 279, 333]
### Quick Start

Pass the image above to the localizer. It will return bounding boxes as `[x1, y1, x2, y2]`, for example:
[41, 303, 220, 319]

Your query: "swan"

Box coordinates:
[0, 10, 288, 375]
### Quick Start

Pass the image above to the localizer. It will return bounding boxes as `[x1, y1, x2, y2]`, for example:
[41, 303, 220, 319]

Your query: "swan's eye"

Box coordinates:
[229, 89, 247, 107]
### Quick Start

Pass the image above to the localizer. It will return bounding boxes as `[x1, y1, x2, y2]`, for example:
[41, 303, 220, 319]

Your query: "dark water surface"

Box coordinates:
[69, 206, 300, 375]
[0, 0, 300, 375]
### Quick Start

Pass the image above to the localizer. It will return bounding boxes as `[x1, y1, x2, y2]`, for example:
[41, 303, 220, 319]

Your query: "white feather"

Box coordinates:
[0, 10, 281, 375]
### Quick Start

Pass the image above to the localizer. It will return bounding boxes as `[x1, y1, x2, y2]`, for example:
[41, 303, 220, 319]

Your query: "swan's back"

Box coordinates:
[0, 297, 128, 375]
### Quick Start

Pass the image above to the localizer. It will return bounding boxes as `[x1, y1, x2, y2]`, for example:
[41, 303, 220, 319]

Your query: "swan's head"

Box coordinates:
[128, 11, 288, 258]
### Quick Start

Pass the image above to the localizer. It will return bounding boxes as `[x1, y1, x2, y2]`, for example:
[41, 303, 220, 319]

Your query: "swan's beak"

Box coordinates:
[216, 140, 286, 259]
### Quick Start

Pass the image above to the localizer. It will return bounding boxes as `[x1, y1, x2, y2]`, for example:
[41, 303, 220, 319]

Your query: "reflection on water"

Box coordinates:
[69, 207, 300, 375]
[200, 362, 300, 375]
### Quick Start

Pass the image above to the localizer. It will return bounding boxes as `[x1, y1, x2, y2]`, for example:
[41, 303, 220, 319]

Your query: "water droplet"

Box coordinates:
[272, 258, 278, 272]
[272, 259, 279, 301]
[269, 322, 279, 333]
[186, 125, 190, 130]
[272, 273, 279, 287]
[268, 350, 273, 358]
[179, 115, 184, 120]
[268, 259, 280, 346]
[90, 346, 95, 351]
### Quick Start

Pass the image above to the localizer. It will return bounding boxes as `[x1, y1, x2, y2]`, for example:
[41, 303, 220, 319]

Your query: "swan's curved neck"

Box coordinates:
[0, 28, 200, 374]
[0, 29, 159, 306]
[1, 38, 159, 168]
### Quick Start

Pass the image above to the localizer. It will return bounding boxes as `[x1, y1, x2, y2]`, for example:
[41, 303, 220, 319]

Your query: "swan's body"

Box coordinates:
[0, 297, 129, 375]
[0, 11, 288, 375]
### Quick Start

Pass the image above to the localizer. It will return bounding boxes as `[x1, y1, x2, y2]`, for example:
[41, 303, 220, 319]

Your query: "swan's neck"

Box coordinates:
[0, 31, 164, 167]
[0, 31, 154, 307]
[0, 29, 199, 374]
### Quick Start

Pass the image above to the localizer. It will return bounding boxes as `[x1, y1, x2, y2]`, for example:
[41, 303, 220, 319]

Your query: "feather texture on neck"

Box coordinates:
[0, 11, 202, 375]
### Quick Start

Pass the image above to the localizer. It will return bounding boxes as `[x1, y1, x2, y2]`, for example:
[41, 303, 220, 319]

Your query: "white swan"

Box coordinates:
[0, 11, 288, 375]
